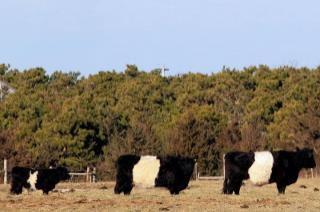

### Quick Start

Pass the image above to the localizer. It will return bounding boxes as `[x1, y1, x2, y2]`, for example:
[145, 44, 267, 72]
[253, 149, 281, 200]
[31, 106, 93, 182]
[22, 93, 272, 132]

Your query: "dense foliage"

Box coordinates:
[1, 64, 319, 179]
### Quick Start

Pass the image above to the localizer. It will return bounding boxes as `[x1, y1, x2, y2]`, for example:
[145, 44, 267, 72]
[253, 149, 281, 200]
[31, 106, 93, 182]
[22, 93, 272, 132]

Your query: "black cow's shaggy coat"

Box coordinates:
[223, 148, 316, 195]
[114, 155, 195, 195]
[10, 166, 70, 195]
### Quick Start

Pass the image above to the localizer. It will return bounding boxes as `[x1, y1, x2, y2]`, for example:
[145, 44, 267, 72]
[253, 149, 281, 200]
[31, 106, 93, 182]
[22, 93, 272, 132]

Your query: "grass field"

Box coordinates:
[0, 178, 319, 211]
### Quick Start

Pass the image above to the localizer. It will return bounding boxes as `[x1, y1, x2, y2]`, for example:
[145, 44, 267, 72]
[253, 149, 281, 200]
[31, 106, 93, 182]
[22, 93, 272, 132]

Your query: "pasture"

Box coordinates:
[0, 178, 319, 212]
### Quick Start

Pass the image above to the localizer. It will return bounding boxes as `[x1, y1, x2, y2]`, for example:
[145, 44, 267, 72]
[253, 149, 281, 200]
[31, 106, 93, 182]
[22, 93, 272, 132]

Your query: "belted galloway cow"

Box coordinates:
[114, 155, 195, 195]
[223, 148, 316, 195]
[10, 166, 70, 195]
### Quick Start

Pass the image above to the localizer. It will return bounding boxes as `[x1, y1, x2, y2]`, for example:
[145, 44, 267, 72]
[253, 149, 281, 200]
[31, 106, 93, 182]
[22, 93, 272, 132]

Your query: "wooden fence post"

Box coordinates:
[86, 167, 90, 183]
[194, 161, 198, 180]
[223, 154, 225, 180]
[93, 167, 96, 183]
[4, 159, 7, 185]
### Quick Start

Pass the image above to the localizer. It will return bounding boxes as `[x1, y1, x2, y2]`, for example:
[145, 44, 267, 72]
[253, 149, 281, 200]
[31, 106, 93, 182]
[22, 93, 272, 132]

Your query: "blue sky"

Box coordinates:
[1, 0, 320, 76]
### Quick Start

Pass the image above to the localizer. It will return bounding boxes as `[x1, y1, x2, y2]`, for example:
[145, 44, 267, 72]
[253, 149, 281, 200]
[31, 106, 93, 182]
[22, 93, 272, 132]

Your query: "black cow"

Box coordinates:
[223, 148, 316, 195]
[114, 155, 195, 195]
[10, 166, 70, 195]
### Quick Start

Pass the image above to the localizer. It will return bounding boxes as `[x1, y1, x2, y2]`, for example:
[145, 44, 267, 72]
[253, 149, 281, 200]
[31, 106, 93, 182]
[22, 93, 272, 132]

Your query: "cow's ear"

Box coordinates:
[296, 147, 300, 152]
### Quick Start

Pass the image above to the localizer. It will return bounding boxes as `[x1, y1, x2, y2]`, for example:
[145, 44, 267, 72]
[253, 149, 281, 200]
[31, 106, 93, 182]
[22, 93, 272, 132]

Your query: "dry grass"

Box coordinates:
[0, 178, 320, 211]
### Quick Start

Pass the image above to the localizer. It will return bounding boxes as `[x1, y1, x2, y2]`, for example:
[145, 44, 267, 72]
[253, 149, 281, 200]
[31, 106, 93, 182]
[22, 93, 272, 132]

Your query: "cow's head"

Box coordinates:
[297, 148, 316, 169]
[57, 167, 71, 181]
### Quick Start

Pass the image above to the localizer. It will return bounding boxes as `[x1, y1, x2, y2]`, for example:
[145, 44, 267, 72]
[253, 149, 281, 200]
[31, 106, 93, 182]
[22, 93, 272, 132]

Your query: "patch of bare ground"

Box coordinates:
[0, 178, 320, 211]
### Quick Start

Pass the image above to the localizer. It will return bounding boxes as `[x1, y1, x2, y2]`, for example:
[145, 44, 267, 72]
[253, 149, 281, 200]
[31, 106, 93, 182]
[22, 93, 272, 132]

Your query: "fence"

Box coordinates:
[69, 167, 97, 183]
[194, 154, 225, 181]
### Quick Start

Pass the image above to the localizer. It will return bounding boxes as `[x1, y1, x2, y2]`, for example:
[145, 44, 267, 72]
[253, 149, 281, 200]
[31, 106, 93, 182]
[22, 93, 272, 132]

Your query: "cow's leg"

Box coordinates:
[10, 178, 24, 195]
[168, 185, 181, 195]
[114, 181, 121, 194]
[123, 184, 133, 195]
[223, 178, 228, 194]
[114, 183, 122, 194]
[276, 182, 286, 194]
[10, 182, 23, 195]
[15, 186, 23, 195]
[114, 180, 123, 194]
[172, 191, 180, 195]
[223, 178, 233, 194]
[42, 184, 56, 195]
[115, 180, 133, 195]
[169, 188, 179, 195]
[114, 169, 134, 195]
[167, 181, 180, 195]
[169, 179, 189, 195]
[223, 177, 242, 195]
[233, 180, 243, 195]
[40, 187, 48, 195]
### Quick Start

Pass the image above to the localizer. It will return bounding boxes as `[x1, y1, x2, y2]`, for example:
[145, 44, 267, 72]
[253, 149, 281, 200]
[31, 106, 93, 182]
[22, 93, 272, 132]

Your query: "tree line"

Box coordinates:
[0, 64, 319, 179]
